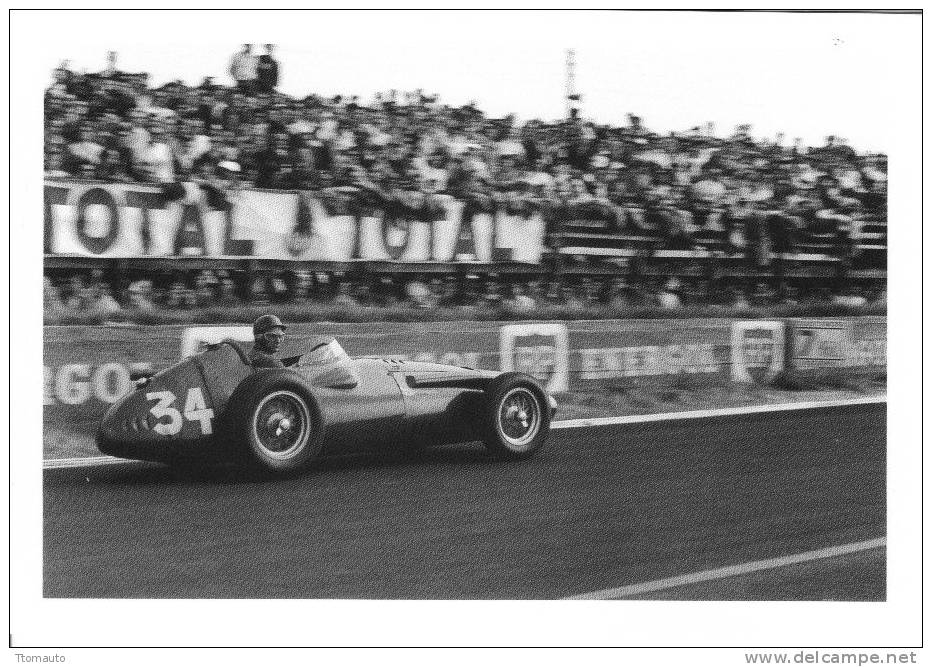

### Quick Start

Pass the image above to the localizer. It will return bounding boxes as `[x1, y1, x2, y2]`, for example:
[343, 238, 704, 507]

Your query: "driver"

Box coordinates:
[250, 314, 287, 368]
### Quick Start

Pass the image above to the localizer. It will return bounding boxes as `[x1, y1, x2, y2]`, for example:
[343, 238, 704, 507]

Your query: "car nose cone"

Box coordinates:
[96, 390, 161, 457]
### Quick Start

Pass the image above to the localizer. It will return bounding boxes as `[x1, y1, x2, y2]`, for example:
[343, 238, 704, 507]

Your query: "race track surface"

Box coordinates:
[43, 403, 886, 599]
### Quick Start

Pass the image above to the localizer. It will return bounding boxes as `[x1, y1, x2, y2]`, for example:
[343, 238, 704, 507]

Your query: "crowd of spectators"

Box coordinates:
[43, 268, 884, 322]
[45, 48, 887, 261]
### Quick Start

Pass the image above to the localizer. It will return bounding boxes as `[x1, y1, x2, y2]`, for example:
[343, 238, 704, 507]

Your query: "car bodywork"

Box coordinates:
[97, 337, 557, 467]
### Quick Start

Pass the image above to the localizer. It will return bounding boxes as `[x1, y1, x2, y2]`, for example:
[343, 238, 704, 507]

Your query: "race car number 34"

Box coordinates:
[146, 388, 215, 436]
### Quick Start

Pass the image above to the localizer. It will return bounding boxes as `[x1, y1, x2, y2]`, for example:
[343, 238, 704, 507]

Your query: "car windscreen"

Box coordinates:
[301, 338, 349, 367]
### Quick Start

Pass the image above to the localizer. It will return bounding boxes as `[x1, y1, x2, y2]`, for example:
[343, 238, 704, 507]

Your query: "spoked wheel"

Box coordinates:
[225, 369, 323, 475]
[481, 372, 551, 460]
[497, 387, 542, 449]
[252, 390, 311, 460]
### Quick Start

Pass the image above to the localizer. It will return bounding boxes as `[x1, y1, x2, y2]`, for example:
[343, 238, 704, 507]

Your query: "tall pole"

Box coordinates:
[565, 48, 578, 119]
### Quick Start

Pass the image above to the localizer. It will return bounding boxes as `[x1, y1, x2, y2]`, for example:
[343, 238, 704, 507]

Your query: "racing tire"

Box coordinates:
[480, 372, 551, 460]
[224, 369, 324, 475]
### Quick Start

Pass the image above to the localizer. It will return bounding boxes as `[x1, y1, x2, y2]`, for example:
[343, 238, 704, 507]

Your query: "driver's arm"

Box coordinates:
[250, 350, 285, 369]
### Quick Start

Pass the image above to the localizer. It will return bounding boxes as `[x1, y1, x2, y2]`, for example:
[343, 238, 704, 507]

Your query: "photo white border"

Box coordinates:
[8, 4, 923, 658]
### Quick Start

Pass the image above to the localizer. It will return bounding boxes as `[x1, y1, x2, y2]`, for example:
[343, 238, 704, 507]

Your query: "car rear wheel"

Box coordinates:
[224, 369, 323, 475]
[480, 372, 550, 460]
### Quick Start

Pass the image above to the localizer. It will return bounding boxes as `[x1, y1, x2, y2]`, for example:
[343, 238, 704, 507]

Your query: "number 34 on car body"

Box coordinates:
[146, 388, 215, 436]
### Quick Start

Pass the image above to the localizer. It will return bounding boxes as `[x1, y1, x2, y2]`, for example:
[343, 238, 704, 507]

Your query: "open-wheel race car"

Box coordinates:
[97, 338, 557, 475]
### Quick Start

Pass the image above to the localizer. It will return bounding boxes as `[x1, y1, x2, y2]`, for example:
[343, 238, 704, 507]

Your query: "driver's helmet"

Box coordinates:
[254, 314, 287, 337]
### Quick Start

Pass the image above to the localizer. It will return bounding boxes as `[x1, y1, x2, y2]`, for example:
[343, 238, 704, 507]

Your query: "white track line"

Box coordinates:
[43, 455, 133, 470]
[565, 537, 887, 600]
[551, 395, 886, 430]
[43, 396, 885, 470]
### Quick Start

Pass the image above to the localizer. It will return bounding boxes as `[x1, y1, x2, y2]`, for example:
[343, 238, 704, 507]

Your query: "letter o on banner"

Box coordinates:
[74, 187, 121, 254]
[93, 362, 132, 403]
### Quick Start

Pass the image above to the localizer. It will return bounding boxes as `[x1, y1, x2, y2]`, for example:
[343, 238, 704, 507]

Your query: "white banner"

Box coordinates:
[45, 180, 546, 262]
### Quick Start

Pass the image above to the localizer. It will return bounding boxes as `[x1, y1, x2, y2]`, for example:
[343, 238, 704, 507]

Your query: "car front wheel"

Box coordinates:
[225, 369, 323, 475]
[480, 372, 551, 460]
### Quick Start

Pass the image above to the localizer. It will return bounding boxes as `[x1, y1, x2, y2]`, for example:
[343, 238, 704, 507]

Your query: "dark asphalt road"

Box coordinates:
[44, 404, 886, 599]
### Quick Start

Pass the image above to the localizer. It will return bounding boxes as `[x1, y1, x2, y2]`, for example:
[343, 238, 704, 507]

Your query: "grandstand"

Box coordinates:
[43, 50, 887, 317]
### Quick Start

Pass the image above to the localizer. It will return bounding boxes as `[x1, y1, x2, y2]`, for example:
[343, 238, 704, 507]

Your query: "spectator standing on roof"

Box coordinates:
[229, 44, 258, 94]
[256, 44, 280, 94]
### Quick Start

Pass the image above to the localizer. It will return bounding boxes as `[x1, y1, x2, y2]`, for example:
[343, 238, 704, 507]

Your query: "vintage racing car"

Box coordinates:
[97, 337, 557, 475]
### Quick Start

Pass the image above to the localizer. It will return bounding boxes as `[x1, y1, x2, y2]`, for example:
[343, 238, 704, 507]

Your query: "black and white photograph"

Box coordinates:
[8, 6, 923, 657]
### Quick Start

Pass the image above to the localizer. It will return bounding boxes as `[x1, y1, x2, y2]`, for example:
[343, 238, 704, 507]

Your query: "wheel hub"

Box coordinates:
[498, 387, 541, 447]
[253, 391, 311, 457]
[505, 405, 529, 428]
[266, 412, 294, 436]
